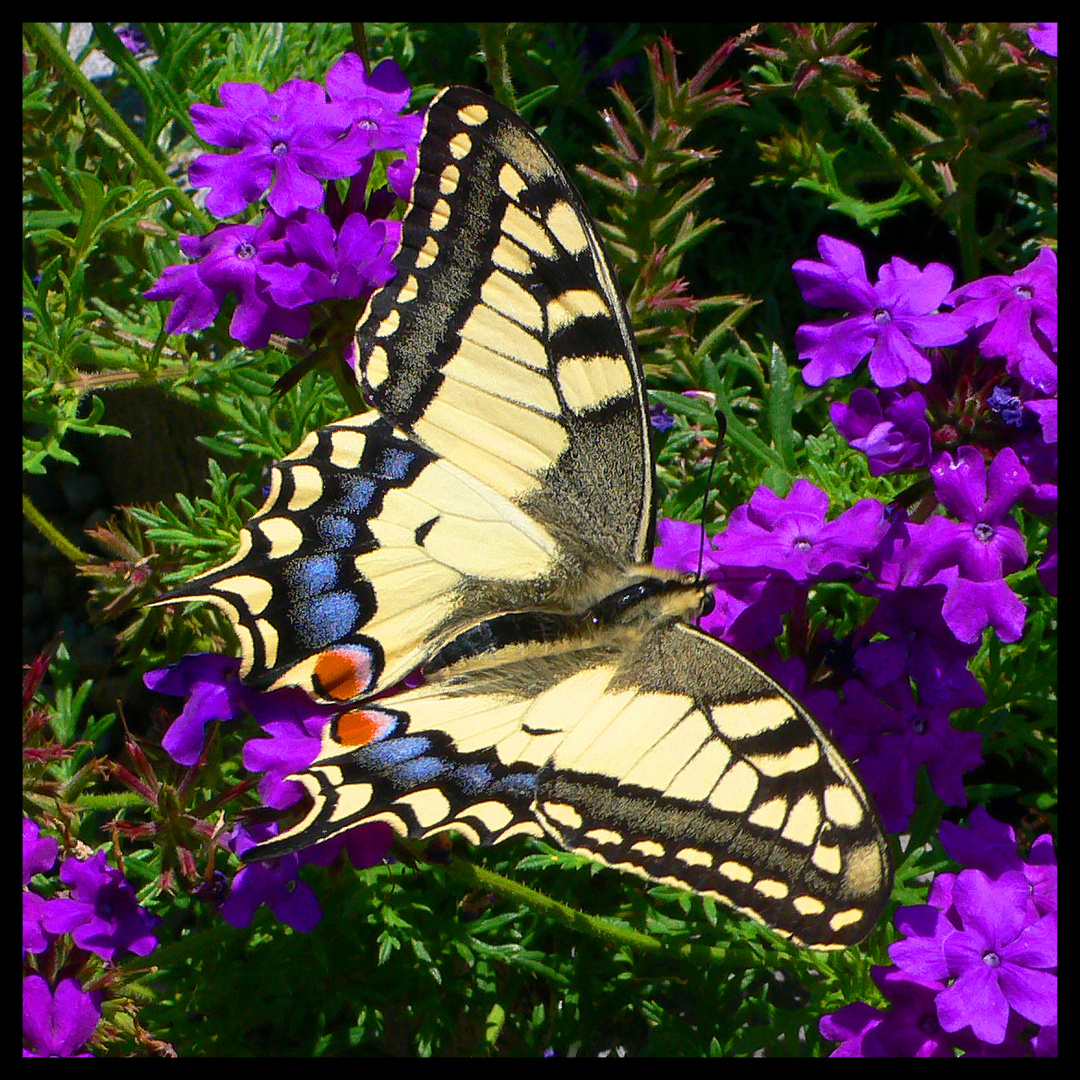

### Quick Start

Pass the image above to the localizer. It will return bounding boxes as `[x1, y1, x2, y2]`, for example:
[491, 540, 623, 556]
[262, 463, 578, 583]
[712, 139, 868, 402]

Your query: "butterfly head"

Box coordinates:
[590, 568, 710, 630]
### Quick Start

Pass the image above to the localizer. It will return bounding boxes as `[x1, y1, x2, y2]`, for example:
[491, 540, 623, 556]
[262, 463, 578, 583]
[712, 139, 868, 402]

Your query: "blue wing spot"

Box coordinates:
[388, 756, 450, 786]
[287, 554, 339, 594]
[292, 591, 361, 647]
[317, 513, 356, 548]
[496, 772, 538, 798]
[377, 447, 415, 480]
[334, 476, 377, 514]
[362, 736, 432, 767]
[452, 763, 493, 794]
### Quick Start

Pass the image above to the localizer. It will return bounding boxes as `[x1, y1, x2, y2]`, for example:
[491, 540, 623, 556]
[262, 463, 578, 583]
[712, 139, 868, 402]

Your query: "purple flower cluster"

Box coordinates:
[657, 231, 1054, 1055]
[801, 237, 1055, 639]
[821, 808, 1056, 1055]
[144, 54, 420, 351]
[22, 819, 158, 1057]
[144, 653, 393, 933]
[654, 235, 1056, 838]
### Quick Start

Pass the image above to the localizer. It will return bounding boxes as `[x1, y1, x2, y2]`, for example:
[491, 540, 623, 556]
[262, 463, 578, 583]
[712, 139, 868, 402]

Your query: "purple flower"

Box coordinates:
[144, 653, 342, 791]
[325, 55, 422, 154]
[828, 678, 983, 832]
[1024, 395, 1057, 446]
[144, 653, 249, 766]
[239, 687, 337, 810]
[1013, 434, 1057, 516]
[820, 967, 957, 1057]
[190, 79, 363, 219]
[701, 572, 800, 654]
[40, 850, 159, 962]
[145, 57, 422, 353]
[221, 822, 322, 932]
[831, 387, 931, 475]
[22, 976, 101, 1058]
[141, 259, 218, 334]
[116, 24, 149, 57]
[324, 55, 423, 201]
[144, 216, 312, 348]
[652, 516, 707, 572]
[709, 479, 889, 585]
[939, 807, 1057, 921]
[986, 385, 1024, 428]
[889, 870, 1057, 1045]
[651, 517, 800, 652]
[1028, 22, 1057, 57]
[22, 818, 59, 957]
[23, 817, 57, 882]
[648, 401, 675, 432]
[300, 821, 395, 871]
[1032, 1024, 1057, 1057]
[793, 235, 969, 388]
[854, 586, 984, 710]
[940, 806, 1026, 879]
[947, 248, 1057, 396]
[1023, 837, 1058, 922]
[897, 447, 1030, 644]
[259, 209, 399, 309]
[924, 563, 1027, 647]
[23, 890, 52, 957]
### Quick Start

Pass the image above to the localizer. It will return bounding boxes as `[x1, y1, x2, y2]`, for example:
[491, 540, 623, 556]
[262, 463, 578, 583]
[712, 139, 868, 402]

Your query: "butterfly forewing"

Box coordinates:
[354, 87, 655, 567]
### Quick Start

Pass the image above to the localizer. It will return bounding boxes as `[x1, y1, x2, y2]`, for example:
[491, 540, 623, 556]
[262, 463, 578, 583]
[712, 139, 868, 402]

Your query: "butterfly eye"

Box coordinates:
[699, 590, 716, 618]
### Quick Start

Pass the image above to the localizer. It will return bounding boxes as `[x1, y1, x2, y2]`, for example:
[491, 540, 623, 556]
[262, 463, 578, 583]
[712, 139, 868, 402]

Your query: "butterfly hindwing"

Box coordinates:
[534, 621, 889, 949]
[255, 615, 888, 948]
[252, 695, 545, 858]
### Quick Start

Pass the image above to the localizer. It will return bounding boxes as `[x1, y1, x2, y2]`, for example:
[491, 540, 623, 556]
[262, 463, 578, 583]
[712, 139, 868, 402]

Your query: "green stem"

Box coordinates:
[824, 84, 941, 211]
[23, 23, 208, 228]
[23, 492, 91, 565]
[437, 849, 744, 967]
[349, 23, 370, 72]
[77, 792, 148, 811]
[478, 24, 515, 108]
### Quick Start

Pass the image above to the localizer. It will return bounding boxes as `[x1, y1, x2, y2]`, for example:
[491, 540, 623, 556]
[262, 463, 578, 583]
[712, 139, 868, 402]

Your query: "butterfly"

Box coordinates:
[163, 86, 891, 949]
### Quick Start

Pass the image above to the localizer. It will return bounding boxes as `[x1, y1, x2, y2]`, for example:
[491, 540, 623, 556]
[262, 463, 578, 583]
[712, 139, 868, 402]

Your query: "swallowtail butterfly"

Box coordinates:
[164, 86, 891, 948]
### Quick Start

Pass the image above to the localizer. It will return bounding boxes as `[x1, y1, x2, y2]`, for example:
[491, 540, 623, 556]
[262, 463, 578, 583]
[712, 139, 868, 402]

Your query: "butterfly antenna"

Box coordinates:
[694, 410, 727, 586]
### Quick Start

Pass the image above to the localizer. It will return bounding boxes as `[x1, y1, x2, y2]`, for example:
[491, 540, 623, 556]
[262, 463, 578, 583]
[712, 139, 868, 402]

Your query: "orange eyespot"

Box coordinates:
[312, 647, 374, 702]
[336, 707, 396, 747]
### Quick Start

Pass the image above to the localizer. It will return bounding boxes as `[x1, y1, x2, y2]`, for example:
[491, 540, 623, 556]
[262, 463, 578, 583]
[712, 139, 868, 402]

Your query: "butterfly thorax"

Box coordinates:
[423, 566, 704, 679]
